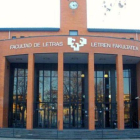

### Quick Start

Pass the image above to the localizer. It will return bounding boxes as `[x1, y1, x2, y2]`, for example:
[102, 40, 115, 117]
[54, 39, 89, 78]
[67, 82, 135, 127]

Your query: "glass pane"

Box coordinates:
[18, 69, 24, 76]
[78, 78, 82, 102]
[97, 78, 104, 102]
[44, 77, 50, 102]
[25, 77, 27, 95]
[52, 71, 58, 77]
[13, 77, 17, 95]
[14, 68, 17, 76]
[44, 70, 50, 76]
[70, 78, 77, 102]
[25, 69, 28, 77]
[124, 103, 131, 128]
[51, 77, 58, 102]
[63, 105, 69, 123]
[123, 69, 130, 77]
[97, 71, 103, 77]
[78, 71, 82, 77]
[70, 71, 77, 78]
[39, 70, 43, 76]
[17, 77, 24, 95]
[64, 77, 69, 102]
[39, 77, 43, 102]
[124, 78, 130, 102]
[64, 71, 69, 77]
[45, 106, 49, 127]
[38, 110, 44, 128]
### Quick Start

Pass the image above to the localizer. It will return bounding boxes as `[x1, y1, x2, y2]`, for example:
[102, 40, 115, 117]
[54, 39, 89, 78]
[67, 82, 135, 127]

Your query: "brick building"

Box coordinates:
[0, 0, 140, 131]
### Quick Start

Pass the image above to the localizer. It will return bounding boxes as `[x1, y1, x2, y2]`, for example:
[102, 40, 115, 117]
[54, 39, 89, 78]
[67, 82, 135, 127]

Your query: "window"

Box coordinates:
[69, 30, 78, 36]
[12, 36, 16, 39]
[9, 64, 28, 128]
[20, 36, 24, 38]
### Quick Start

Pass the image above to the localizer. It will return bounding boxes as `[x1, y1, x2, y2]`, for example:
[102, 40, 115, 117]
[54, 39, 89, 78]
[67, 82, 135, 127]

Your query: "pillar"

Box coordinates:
[27, 54, 34, 129]
[116, 54, 124, 130]
[136, 61, 140, 124]
[58, 52, 63, 130]
[0, 57, 10, 128]
[88, 53, 95, 130]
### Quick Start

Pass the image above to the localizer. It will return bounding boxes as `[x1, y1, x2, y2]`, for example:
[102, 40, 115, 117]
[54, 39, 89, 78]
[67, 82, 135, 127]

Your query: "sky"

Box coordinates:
[87, 0, 140, 30]
[0, 0, 60, 28]
[0, 0, 139, 30]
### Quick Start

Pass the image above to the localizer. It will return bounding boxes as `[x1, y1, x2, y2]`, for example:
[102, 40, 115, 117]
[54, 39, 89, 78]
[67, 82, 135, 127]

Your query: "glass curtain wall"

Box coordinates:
[63, 64, 88, 129]
[95, 65, 117, 129]
[34, 64, 58, 128]
[123, 65, 138, 128]
[9, 64, 27, 128]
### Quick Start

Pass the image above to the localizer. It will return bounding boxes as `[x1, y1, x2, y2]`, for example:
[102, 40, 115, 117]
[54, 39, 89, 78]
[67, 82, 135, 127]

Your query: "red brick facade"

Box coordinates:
[0, 0, 140, 130]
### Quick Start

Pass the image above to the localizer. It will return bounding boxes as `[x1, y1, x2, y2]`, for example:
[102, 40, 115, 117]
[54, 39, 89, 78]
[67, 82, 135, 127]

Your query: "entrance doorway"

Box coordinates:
[63, 64, 88, 129]
[95, 65, 117, 129]
[37, 107, 57, 128]
[34, 64, 58, 128]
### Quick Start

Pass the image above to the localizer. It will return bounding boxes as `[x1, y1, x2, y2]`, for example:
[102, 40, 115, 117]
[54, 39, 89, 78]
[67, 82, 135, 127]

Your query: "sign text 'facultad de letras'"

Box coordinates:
[10, 42, 63, 49]
[9, 39, 139, 51]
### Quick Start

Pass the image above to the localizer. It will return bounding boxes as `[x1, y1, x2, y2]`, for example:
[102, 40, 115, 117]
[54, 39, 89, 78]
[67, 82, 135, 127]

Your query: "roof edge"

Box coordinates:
[0, 28, 60, 31]
[88, 28, 140, 33]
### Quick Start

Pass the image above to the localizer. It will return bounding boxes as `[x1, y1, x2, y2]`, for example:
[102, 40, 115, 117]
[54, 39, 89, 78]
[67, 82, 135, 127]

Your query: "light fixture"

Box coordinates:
[104, 74, 108, 78]
[21, 106, 23, 111]
[81, 74, 85, 78]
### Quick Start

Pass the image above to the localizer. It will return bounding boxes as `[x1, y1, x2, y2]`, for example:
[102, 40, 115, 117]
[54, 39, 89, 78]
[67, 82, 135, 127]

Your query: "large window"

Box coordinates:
[95, 65, 117, 129]
[123, 66, 138, 128]
[9, 64, 27, 128]
[63, 64, 88, 129]
[34, 64, 58, 128]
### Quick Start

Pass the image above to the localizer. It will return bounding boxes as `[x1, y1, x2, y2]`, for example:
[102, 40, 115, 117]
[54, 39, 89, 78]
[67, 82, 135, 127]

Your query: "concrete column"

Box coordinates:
[136, 61, 140, 125]
[58, 52, 63, 130]
[88, 53, 95, 130]
[0, 57, 10, 128]
[116, 54, 124, 130]
[27, 54, 34, 129]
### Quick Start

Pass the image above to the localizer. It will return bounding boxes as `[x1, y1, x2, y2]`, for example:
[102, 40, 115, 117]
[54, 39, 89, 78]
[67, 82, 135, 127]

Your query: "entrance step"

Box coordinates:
[0, 129, 140, 139]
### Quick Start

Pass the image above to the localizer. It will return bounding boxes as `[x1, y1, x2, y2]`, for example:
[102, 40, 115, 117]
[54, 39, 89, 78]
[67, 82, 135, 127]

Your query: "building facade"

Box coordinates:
[0, 0, 140, 131]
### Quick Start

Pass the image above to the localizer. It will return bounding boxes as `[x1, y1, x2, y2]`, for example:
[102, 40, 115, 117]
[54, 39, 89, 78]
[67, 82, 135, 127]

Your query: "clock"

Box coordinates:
[69, 1, 78, 10]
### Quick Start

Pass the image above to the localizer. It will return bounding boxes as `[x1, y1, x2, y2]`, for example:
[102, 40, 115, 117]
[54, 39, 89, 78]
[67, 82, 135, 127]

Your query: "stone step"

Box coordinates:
[0, 128, 140, 139]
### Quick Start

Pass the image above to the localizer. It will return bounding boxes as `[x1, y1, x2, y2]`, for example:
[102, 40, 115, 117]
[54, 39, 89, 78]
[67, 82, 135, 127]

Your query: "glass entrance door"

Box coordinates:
[34, 64, 58, 129]
[63, 64, 88, 129]
[95, 65, 117, 129]
[37, 107, 57, 128]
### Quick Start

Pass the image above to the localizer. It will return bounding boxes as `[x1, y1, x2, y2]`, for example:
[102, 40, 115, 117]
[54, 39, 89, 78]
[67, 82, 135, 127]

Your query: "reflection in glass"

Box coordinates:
[95, 65, 117, 129]
[11, 67, 27, 128]
[63, 65, 87, 129]
[37, 103, 57, 128]
[123, 69, 131, 128]
[35, 65, 58, 128]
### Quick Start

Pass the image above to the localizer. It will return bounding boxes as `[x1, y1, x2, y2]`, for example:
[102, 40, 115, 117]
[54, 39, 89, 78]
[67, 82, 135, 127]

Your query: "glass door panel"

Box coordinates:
[63, 64, 88, 129]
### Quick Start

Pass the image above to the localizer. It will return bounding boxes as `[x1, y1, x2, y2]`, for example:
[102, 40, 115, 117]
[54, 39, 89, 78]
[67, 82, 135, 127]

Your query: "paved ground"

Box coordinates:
[1, 138, 139, 140]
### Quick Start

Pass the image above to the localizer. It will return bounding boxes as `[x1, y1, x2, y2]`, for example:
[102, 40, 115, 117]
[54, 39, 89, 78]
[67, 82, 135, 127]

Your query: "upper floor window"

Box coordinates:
[20, 36, 24, 38]
[12, 36, 16, 39]
[69, 30, 78, 36]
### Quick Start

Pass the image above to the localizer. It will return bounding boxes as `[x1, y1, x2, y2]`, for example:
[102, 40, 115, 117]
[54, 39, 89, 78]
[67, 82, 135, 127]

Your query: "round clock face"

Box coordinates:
[69, 2, 78, 10]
